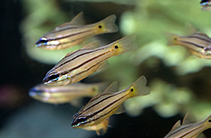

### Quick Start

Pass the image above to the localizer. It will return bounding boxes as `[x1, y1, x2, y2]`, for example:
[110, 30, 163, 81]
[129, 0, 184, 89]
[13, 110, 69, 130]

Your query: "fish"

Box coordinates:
[164, 113, 211, 138]
[43, 35, 137, 86]
[200, 0, 211, 11]
[165, 31, 211, 59]
[70, 76, 150, 135]
[28, 82, 107, 105]
[35, 12, 118, 50]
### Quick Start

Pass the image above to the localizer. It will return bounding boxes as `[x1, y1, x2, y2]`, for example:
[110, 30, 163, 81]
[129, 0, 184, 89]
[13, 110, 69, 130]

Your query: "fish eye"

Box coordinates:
[48, 74, 59, 81]
[114, 45, 119, 49]
[209, 119, 211, 122]
[98, 25, 102, 29]
[130, 88, 134, 92]
[36, 38, 48, 44]
[77, 117, 87, 122]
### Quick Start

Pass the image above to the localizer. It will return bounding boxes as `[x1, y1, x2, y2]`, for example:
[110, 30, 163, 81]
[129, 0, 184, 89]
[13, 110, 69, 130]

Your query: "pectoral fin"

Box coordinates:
[114, 104, 126, 114]
[96, 61, 109, 72]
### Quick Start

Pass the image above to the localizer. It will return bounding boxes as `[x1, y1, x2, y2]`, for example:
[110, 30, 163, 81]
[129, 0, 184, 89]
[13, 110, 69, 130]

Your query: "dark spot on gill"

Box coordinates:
[92, 87, 96, 92]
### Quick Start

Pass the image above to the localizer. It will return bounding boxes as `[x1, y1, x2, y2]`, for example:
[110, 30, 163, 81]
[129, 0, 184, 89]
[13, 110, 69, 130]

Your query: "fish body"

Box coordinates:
[201, 0, 211, 11]
[166, 31, 211, 59]
[164, 113, 211, 138]
[36, 12, 118, 50]
[43, 35, 137, 86]
[71, 76, 150, 135]
[28, 82, 106, 104]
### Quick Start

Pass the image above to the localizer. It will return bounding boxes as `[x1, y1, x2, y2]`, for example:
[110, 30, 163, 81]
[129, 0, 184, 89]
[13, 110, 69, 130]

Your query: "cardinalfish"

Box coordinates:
[165, 30, 211, 59]
[71, 76, 150, 135]
[28, 82, 107, 105]
[200, 0, 211, 11]
[36, 12, 118, 50]
[43, 35, 137, 86]
[164, 113, 211, 138]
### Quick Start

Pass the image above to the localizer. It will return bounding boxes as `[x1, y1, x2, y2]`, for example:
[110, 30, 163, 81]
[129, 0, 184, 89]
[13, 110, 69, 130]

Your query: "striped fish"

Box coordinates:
[43, 35, 137, 86]
[71, 76, 150, 135]
[165, 31, 211, 59]
[28, 82, 107, 105]
[36, 12, 118, 50]
[164, 113, 211, 138]
[201, 0, 211, 11]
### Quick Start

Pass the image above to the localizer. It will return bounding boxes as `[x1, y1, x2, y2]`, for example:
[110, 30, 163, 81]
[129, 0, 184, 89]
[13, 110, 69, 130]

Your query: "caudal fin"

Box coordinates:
[111, 34, 138, 56]
[164, 32, 179, 46]
[97, 15, 118, 34]
[131, 75, 150, 97]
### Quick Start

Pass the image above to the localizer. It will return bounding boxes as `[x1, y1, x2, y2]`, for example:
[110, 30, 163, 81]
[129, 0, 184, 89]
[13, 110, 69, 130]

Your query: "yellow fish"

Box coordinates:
[36, 12, 118, 50]
[164, 113, 211, 138]
[71, 76, 150, 135]
[43, 35, 137, 86]
[29, 82, 107, 105]
[166, 30, 211, 59]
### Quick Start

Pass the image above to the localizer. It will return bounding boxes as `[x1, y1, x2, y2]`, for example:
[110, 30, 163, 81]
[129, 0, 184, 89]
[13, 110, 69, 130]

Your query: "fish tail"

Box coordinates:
[96, 15, 118, 34]
[112, 34, 138, 56]
[130, 75, 150, 98]
[164, 32, 179, 46]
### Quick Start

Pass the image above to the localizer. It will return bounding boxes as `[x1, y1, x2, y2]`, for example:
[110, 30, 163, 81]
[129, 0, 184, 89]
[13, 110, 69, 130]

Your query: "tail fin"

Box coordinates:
[164, 32, 179, 46]
[130, 75, 150, 97]
[111, 34, 138, 56]
[96, 15, 118, 34]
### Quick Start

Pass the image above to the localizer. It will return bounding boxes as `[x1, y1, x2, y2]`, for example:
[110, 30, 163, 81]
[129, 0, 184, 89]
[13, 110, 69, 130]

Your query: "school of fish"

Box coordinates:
[28, 2, 211, 136]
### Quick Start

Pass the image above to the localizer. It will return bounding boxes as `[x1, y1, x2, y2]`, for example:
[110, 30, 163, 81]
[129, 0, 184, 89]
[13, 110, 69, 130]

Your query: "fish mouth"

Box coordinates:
[71, 119, 79, 128]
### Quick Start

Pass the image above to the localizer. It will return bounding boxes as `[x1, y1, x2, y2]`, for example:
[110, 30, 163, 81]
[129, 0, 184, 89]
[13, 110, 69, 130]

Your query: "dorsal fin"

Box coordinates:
[186, 23, 197, 34]
[57, 12, 85, 28]
[102, 81, 118, 94]
[191, 32, 211, 40]
[81, 41, 100, 50]
[70, 12, 85, 25]
[170, 120, 181, 131]
[182, 112, 196, 125]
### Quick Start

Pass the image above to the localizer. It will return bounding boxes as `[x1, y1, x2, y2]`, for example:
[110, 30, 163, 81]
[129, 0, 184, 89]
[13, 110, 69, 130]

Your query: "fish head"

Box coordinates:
[29, 87, 43, 97]
[35, 37, 60, 50]
[71, 113, 90, 128]
[200, 0, 211, 6]
[203, 46, 211, 56]
[28, 87, 51, 102]
[43, 72, 71, 86]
